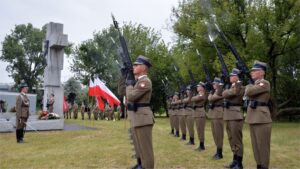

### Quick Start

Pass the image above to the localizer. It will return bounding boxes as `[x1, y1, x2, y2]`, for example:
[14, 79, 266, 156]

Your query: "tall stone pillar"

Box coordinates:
[43, 22, 68, 118]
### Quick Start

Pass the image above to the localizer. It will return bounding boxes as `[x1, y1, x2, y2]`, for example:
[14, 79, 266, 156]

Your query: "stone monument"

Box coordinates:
[43, 22, 68, 117]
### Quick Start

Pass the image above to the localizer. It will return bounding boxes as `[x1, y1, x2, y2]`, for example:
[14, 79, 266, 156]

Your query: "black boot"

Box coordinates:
[225, 154, 237, 168]
[175, 130, 180, 137]
[186, 137, 195, 145]
[131, 157, 142, 169]
[181, 134, 186, 140]
[16, 129, 24, 143]
[195, 142, 205, 151]
[257, 165, 262, 169]
[231, 155, 243, 169]
[170, 129, 174, 135]
[213, 148, 223, 160]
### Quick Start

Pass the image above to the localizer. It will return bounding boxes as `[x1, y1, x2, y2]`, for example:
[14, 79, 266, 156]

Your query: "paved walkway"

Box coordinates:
[64, 123, 97, 131]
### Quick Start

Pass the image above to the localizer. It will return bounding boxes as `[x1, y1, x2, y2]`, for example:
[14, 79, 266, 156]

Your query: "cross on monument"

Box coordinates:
[43, 22, 68, 117]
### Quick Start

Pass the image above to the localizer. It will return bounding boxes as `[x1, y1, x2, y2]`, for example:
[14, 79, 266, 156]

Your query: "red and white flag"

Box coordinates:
[88, 79, 96, 96]
[94, 78, 121, 107]
[96, 96, 105, 111]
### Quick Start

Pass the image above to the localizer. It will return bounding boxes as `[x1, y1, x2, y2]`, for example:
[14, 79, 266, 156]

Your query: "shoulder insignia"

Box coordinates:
[259, 82, 264, 86]
[140, 83, 146, 88]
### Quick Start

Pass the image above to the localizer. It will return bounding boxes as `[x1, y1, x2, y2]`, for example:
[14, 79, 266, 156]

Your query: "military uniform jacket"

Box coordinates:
[222, 82, 245, 121]
[16, 92, 30, 119]
[207, 87, 223, 119]
[245, 79, 272, 124]
[167, 100, 173, 116]
[183, 96, 193, 116]
[80, 104, 85, 113]
[126, 75, 154, 127]
[191, 93, 206, 118]
[171, 100, 179, 116]
[177, 99, 186, 116]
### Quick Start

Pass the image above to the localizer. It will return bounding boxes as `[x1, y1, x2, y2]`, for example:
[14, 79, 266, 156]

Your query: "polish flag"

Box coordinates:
[94, 78, 121, 107]
[96, 96, 105, 111]
[88, 79, 96, 96]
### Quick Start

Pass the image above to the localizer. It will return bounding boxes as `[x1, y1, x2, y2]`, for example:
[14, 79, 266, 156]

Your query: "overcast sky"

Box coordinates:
[0, 0, 179, 84]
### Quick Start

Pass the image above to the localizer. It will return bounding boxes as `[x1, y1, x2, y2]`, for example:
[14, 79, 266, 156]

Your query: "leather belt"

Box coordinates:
[127, 103, 150, 111]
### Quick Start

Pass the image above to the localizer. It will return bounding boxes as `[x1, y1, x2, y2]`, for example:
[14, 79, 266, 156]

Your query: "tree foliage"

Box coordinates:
[64, 77, 82, 104]
[1, 23, 46, 91]
[71, 23, 172, 113]
[171, 0, 300, 115]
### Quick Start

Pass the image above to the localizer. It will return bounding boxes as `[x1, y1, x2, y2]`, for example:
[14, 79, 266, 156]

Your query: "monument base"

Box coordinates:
[0, 113, 64, 132]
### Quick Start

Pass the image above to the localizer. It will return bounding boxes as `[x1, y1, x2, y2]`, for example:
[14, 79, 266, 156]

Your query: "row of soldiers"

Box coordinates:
[64, 103, 121, 121]
[167, 61, 272, 169]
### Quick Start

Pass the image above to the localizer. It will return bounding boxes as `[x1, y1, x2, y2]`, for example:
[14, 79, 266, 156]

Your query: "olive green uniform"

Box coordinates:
[208, 85, 224, 153]
[73, 103, 79, 119]
[177, 99, 187, 139]
[171, 98, 180, 137]
[183, 96, 194, 142]
[245, 79, 272, 169]
[126, 75, 155, 169]
[80, 104, 85, 120]
[223, 81, 245, 164]
[191, 93, 206, 145]
[15, 92, 30, 142]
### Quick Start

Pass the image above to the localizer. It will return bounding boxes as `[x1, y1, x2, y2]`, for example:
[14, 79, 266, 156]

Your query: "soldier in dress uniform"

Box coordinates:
[93, 104, 99, 120]
[47, 93, 55, 113]
[15, 81, 30, 143]
[87, 103, 92, 120]
[222, 68, 245, 169]
[178, 91, 187, 141]
[124, 55, 155, 169]
[73, 103, 79, 119]
[167, 95, 175, 135]
[191, 81, 207, 151]
[80, 101, 85, 120]
[172, 92, 180, 137]
[208, 77, 224, 160]
[245, 61, 272, 169]
[183, 86, 195, 145]
[104, 103, 113, 120]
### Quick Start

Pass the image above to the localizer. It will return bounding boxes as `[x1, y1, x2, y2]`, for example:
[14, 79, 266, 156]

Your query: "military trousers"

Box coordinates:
[249, 123, 272, 168]
[16, 117, 28, 130]
[131, 127, 140, 159]
[211, 118, 224, 148]
[169, 114, 174, 130]
[186, 115, 194, 138]
[226, 120, 243, 156]
[134, 125, 154, 169]
[178, 115, 187, 135]
[48, 105, 54, 113]
[174, 115, 180, 131]
[195, 117, 205, 142]
[81, 111, 85, 120]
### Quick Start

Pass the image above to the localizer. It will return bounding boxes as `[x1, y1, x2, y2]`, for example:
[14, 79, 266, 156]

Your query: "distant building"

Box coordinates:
[0, 83, 12, 92]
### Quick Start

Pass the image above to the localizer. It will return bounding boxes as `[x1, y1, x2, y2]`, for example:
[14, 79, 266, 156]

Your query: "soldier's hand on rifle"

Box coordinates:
[121, 68, 128, 77]
[126, 79, 135, 86]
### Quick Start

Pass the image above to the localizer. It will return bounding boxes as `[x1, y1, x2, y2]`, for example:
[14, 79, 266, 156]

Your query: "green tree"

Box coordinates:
[71, 23, 172, 114]
[1, 23, 46, 91]
[64, 77, 82, 104]
[171, 0, 300, 116]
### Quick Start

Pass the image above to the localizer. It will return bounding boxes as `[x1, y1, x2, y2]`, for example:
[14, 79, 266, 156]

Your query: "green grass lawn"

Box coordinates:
[0, 116, 299, 169]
